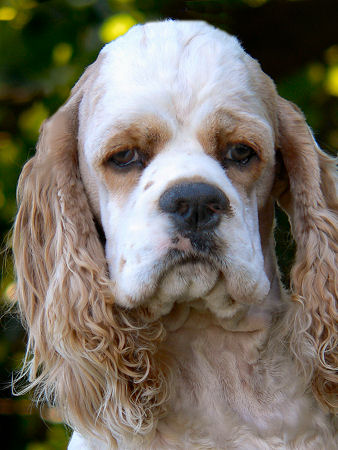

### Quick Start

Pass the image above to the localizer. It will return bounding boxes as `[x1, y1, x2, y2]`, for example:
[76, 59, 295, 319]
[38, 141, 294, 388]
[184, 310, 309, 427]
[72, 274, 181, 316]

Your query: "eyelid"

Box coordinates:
[105, 147, 145, 169]
[226, 143, 255, 154]
[220, 143, 258, 168]
[103, 146, 127, 162]
[227, 141, 258, 151]
[102, 147, 132, 162]
[112, 149, 140, 162]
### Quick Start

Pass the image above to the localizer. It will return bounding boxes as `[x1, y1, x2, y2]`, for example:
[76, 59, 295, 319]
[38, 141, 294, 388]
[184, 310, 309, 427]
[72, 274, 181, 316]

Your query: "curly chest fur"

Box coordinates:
[69, 307, 336, 449]
[154, 309, 335, 449]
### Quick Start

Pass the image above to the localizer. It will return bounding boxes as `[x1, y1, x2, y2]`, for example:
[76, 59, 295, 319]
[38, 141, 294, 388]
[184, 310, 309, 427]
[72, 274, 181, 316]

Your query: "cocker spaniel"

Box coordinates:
[13, 20, 337, 449]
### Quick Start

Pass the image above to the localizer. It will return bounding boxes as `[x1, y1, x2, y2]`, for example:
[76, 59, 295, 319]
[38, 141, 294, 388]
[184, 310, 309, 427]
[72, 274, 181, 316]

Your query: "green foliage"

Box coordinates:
[0, 0, 337, 448]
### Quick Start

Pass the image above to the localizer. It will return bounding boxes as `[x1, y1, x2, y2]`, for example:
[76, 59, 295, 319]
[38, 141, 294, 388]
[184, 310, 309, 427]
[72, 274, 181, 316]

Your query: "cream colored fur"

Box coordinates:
[13, 21, 337, 449]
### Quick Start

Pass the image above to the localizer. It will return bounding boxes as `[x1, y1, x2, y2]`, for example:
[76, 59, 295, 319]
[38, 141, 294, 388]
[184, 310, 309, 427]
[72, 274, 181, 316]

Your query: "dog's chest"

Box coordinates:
[159, 309, 267, 439]
[155, 308, 329, 449]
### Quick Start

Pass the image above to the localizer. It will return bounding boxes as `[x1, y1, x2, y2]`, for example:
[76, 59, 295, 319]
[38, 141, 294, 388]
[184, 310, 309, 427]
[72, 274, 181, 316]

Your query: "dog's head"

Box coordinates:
[80, 22, 278, 318]
[13, 21, 337, 443]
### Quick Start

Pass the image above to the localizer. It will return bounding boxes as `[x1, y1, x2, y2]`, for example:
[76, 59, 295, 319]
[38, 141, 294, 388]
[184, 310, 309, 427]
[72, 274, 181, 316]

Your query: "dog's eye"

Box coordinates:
[108, 149, 141, 168]
[224, 144, 256, 166]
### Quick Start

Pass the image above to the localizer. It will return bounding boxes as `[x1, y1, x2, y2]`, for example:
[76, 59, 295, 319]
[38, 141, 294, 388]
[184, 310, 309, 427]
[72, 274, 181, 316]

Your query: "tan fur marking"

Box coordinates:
[144, 181, 154, 191]
[119, 257, 126, 272]
[94, 116, 171, 200]
[198, 109, 275, 194]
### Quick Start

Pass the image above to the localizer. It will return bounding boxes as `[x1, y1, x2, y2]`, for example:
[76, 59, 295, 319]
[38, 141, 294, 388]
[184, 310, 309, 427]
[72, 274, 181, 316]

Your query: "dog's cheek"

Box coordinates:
[216, 192, 270, 305]
[101, 183, 174, 304]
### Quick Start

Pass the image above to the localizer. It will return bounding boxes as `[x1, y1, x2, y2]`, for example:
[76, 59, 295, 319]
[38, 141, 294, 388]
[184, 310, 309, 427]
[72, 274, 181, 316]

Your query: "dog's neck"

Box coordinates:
[157, 250, 292, 446]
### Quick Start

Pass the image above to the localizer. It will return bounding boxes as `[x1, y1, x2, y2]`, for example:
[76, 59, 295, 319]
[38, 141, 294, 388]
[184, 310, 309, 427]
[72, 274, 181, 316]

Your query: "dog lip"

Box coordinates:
[162, 247, 221, 271]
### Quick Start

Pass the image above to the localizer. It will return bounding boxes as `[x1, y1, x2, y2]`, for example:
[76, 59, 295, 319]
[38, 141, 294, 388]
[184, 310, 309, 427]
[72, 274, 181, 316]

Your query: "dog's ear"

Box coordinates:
[274, 97, 337, 412]
[13, 63, 169, 444]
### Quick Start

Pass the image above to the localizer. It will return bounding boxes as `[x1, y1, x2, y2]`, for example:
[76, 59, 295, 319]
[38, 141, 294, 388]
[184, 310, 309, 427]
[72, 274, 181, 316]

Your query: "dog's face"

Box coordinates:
[78, 21, 278, 318]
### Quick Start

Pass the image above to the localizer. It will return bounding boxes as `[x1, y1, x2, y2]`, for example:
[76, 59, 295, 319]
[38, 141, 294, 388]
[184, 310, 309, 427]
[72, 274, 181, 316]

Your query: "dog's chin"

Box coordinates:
[159, 252, 221, 298]
[111, 239, 269, 320]
[135, 249, 224, 320]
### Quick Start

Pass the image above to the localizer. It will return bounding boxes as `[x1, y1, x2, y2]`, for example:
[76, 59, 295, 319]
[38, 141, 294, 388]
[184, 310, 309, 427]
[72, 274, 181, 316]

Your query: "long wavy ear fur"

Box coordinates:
[13, 66, 169, 446]
[276, 97, 337, 413]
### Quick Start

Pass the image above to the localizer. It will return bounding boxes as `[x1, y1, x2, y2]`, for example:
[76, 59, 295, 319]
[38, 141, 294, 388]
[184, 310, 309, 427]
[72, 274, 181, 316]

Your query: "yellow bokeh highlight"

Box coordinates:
[18, 102, 49, 139]
[99, 13, 137, 43]
[53, 42, 73, 65]
[325, 65, 338, 97]
[5, 1, 37, 29]
[0, 6, 17, 21]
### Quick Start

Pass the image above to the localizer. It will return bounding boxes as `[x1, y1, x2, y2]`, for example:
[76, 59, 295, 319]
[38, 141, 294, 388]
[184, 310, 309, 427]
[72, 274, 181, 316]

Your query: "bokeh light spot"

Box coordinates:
[325, 65, 338, 97]
[99, 13, 137, 43]
[53, 42, 73, 66]
[0, 7, 17, 21]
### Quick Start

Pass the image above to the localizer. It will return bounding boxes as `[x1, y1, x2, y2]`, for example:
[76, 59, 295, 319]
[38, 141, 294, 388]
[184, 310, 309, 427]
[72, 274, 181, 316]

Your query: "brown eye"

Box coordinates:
[224, 144, 256, 166]
[108, 149, 141, 168]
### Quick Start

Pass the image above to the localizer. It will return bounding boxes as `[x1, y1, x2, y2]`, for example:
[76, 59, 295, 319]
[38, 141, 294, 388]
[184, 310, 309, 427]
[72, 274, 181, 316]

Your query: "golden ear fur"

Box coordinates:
[276, 97, 337, 413]
[13, 67, 169, 445]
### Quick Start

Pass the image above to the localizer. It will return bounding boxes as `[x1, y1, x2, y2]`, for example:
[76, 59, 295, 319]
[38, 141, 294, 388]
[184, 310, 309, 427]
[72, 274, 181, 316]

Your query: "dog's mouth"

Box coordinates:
[139, 246, 225, 320]
[161, 231, 224, 273]
[146, 235, 225, 308]
[163, 250, 222, 274]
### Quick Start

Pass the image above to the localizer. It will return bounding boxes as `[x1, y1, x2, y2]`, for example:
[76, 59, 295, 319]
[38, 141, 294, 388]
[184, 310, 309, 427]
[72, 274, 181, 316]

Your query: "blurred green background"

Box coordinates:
[0, 0, 337, 448]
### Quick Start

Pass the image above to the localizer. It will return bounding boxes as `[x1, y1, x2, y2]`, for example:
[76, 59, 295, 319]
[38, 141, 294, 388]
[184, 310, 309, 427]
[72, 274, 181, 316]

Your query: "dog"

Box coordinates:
[13, 20, 337, 449]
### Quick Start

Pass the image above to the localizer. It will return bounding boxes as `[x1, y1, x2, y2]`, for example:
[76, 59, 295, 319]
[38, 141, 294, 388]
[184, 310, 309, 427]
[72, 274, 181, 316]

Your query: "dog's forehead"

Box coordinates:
[80, 21, 273, 138]
[100, 21, 247, 99]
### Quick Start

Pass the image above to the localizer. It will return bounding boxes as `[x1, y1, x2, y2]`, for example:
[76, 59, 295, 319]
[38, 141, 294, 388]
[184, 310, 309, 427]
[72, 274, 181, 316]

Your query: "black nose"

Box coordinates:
[159, 182, 229, 232]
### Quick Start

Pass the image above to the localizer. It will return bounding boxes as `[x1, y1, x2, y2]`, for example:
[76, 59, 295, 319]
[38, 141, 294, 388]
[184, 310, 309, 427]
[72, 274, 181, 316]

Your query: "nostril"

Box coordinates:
[176, 201, 190, 216]
[206, 202, 224, 214]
